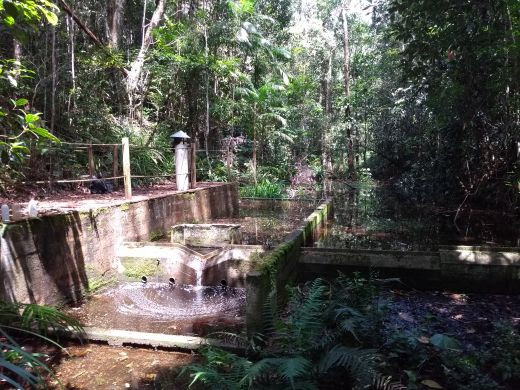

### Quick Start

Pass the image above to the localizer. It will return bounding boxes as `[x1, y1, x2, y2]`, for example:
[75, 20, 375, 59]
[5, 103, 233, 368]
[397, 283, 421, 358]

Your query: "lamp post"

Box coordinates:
[170, 131, 191, 191]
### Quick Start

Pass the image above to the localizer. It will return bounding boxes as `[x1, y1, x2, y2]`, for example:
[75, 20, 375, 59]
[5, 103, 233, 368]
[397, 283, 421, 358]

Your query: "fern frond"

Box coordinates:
[371, 374, 406, 390]
[318, 345, 377, 385]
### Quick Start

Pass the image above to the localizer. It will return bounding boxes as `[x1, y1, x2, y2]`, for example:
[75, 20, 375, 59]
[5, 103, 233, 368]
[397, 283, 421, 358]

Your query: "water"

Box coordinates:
[69, 282, 246, 336]
[210, 199, 318, 246]
[316, 181, 519, 251]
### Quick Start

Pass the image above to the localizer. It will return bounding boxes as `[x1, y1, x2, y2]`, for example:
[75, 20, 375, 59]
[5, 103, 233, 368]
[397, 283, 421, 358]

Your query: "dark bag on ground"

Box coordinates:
[90, 176, 113, 194]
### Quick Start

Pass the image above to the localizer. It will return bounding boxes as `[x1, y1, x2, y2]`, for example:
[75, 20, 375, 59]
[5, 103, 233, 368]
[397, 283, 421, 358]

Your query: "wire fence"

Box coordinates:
[21, 137, 203, 199]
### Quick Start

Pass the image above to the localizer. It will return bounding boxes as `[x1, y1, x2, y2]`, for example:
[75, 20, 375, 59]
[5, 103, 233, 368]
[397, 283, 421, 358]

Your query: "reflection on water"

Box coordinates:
[69, 283, 246, 336]
[316, 181, 519, 251]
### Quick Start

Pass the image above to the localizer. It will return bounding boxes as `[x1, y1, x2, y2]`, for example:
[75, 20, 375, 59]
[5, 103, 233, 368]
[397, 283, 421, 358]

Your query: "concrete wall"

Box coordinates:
[0, 183, 239, 304]
[117, 241, 264, 287]
[300, 245, 520, 292]
[245, 199, 333, 335]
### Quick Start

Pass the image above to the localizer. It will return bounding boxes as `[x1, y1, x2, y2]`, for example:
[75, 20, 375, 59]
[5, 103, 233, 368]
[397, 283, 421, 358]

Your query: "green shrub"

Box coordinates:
[239, 179, 286, 198]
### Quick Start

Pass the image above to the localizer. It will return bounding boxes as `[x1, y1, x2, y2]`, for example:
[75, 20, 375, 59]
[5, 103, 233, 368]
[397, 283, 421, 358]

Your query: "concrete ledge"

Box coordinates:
[245, 198, 333, 335]
[302, 248, 440, 270]
[299, 246, 520, 293]
[65, 326, 244, 353]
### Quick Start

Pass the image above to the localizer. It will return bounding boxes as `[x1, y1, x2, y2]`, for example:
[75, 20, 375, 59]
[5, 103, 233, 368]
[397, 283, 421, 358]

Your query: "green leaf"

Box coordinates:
[15, 98, 28, 107]
[430, 334, 462, 351]
[36, 5, 58, 25]
[24, 113, 40, 123]
[30, 127, 60, 143]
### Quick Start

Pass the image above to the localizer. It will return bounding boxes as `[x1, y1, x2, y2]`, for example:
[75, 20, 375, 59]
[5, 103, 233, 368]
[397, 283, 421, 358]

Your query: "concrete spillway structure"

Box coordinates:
[0, 183, 238, 304]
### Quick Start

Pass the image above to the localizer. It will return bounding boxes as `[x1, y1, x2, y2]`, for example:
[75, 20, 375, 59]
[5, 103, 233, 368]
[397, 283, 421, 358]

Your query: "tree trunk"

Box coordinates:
[66, 16, 76, 121]
[126, 0, 166, 112]
[341, 1, 356, 180]
[50, 26, 57, 131]
[321, 53, 333, 182]
[106, 0, 126, 49]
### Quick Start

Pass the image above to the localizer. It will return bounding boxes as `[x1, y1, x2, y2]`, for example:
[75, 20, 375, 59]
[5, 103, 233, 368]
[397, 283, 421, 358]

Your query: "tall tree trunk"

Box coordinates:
[204, 2, 212, 175]
[321, 53, 333, 185]
[106, 0, 126, 49]
[66, 16, 76, 121]
[50, 26, 57, 131]
[126, 0, 166, 114]
[341, 1, 356, 180]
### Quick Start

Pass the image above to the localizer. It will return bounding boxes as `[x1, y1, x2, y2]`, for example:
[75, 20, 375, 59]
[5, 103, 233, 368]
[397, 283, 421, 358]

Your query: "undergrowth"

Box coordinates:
[240, 179, 286, 198]
[0, 301, 84, 388]
[179, 273, 520, 390]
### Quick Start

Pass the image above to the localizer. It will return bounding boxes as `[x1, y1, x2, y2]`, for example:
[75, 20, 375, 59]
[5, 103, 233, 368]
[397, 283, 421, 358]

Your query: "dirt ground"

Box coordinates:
[0, 181, 217, 218]
[44, 343, 197, 390]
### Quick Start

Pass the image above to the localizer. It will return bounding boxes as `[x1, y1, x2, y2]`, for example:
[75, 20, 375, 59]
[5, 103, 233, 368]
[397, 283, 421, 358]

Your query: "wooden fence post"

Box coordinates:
[191, 143, 197, 189]
[122, 137, 132, 199]
[87, 143, 95, 177]
[112, 145, 119, 188]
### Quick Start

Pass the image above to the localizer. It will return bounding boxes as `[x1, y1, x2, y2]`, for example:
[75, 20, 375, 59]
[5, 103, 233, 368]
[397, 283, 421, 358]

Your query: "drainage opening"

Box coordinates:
[168, 277, 175, 286]
[141, 276, 148, 284]
[220, 279, 228, 287]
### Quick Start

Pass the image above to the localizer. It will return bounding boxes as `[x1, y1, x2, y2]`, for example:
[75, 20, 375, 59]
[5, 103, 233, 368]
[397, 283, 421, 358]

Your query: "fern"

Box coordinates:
[371, 375, 406, 390]
[319, 345, 377, 385]
[0, 301, 84, 388]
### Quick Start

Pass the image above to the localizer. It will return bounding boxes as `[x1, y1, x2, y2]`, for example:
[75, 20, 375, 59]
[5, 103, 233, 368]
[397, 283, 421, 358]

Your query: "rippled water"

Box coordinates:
[114, 283, 245, 319]
[69, 282, 246, 336]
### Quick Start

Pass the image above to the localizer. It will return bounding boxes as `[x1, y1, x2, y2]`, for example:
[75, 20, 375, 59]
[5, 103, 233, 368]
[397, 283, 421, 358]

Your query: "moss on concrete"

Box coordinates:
[149, 230, 165, 242]
[179, 192, 196, 200]
[86, 276, 117, 295]
[123, 258, 159, 279]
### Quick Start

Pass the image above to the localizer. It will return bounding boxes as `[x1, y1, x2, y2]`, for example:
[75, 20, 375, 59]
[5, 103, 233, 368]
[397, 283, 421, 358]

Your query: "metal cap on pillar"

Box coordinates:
[170, 131, 191, 191]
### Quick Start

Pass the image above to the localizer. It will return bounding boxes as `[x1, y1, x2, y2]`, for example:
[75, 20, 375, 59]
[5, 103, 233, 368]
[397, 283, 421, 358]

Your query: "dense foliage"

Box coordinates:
[1, 0, 518, 211]
[181, 274, 520, 390]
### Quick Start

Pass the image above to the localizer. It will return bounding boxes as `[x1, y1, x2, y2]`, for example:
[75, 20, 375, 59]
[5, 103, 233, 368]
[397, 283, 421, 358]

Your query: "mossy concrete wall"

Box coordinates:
[245, 199, 333, 335]
[0, 183, 239, 304]
[300, 245, 520, 292]
[117, 241, 264, 287]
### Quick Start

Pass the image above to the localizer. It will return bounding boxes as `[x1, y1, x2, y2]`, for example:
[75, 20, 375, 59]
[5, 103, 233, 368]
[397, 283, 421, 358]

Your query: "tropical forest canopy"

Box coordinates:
[1, 0, 519, 213]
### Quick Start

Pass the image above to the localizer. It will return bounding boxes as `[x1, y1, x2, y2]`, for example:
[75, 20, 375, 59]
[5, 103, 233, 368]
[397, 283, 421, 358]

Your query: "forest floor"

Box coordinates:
[383, 288, 520, 350]
[0, 181, 217, 217]
[42, 343, 196, 389]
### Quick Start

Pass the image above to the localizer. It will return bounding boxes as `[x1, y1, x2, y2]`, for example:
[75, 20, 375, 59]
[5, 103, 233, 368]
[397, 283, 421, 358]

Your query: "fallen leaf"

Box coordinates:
[421, 379, 443, 389]
[398, 312, 416, 323]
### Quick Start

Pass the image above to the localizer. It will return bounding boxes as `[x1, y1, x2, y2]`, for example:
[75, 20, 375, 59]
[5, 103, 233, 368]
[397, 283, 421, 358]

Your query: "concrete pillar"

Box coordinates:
[175, 143, 190, 191]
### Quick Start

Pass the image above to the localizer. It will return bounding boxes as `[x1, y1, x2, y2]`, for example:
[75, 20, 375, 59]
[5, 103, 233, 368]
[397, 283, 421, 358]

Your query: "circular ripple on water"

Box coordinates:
[106, 282, 246, 320]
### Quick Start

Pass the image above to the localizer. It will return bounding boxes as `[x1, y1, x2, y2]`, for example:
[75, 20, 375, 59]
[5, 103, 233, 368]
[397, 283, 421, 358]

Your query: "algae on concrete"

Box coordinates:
[122, 258, 159, 279]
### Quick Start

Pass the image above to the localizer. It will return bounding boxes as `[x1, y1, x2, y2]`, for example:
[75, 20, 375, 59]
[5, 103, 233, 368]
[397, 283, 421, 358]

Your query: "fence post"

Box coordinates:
[87, 143, 95, 177]
[190, 143, 197, 189]
[122, 137, 132, 199]
[112, 145, 119, 188]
